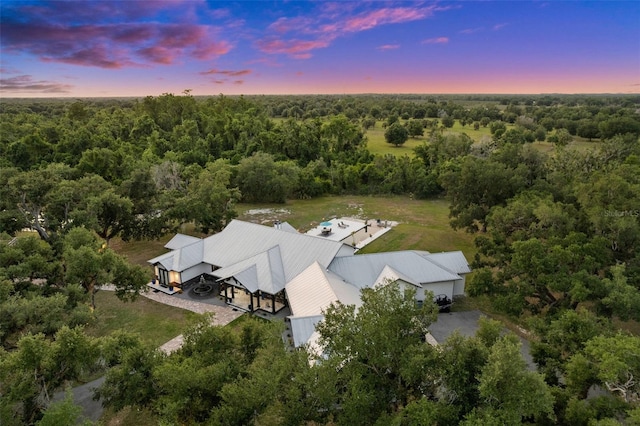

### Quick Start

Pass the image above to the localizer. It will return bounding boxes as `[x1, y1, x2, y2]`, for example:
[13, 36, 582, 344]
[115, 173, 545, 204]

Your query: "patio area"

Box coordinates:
[305, 216, 397, 249]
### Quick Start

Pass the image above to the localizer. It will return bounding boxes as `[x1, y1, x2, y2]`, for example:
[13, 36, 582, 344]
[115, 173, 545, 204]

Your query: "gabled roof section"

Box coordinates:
[286, 262, 361, 317]
[148, 220, 351, 288]
[328, 251, 461, 290]
[279, 222, 299, 233]
[202, 220, 350, 283]
[421, 251, 472, 275]
[289, 315, 324, 348]
[148, 239, 204, 272]
[213, 245, 286, 294]
[373, 265, 421, 289]
[164, 233, 201, 250]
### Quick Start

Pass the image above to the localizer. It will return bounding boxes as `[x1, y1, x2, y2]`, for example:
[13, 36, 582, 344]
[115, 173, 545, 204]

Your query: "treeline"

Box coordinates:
[1, 93, 639, 424]
[2, 93, 639, 237]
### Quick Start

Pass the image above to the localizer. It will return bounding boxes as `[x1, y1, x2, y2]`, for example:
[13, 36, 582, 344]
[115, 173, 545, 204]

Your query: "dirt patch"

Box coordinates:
[242, 208, 292, 225]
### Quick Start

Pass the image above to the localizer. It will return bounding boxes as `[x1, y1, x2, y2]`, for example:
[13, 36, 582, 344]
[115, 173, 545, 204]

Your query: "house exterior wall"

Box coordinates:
[400, 282, 425, 301]
[422, 280, 455, 300]
[453, 275, 466, 296]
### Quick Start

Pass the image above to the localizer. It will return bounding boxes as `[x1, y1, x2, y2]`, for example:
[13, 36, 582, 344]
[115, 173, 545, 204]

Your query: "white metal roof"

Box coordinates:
[421, 251, 472, 274]
[150, 220, 352, 291]
[373, 265, 421, 288]
[148, 239, 204, 272]
[202, 220, 350, 281]
[278, 222, 299, 233]
[164, 233, 201, 250]
[328, 251, 461, 289]
[213, 245, 286, 294]
[285, 261, 361, 317]
[289, 315, 324, 348]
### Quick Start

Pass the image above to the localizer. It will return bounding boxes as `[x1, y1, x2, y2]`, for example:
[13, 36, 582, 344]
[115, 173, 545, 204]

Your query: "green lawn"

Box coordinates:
[238, 195, 476, 261]
[112, 195, 476, 274]
[366, 122, 426, 156]
[365, 120, 503, 158]
[110, 222, 206, 268]
[529, 138, 602, 154]
[114, 195, 475, 267]
[85, 291, 199, 348]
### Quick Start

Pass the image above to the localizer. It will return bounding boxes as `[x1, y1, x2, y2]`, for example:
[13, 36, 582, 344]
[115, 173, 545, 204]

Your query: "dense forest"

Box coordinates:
[1, 93, 639, 425]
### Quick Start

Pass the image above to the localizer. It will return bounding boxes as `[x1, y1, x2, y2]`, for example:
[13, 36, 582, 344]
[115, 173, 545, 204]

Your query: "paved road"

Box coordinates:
[63, 289, 244, 422]
[68, 304, 536, 421]
[430, 310, 535, 370]
[53, 376, 105, 423]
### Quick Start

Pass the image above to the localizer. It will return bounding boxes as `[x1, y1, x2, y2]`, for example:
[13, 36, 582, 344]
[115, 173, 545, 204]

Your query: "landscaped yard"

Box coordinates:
[85, 291, 199, 347]
[113, 195, 476, 270]
[101, 196, 479, 425]
[238, 195, 477, 261]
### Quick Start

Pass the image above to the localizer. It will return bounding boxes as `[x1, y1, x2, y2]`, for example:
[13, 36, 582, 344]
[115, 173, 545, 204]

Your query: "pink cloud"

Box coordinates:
[200, 69, 252, 77]
[256, 38, 330, 58]
[137, 46, 175, 65]
[378, 44, 400, 51]
[460, 27, 483, 34]
[343, 7, 435, 32]
[1, 2, 232, 68]
[493, 23, 509, 31]
[257, 4, 453, 59]
[0, 75, 73, 93]
[422, 37, 449, 44]
[268, 16, 312, 33]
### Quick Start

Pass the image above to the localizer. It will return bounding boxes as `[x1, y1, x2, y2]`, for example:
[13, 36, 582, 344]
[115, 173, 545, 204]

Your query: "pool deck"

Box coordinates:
[305, 216, 397, 249]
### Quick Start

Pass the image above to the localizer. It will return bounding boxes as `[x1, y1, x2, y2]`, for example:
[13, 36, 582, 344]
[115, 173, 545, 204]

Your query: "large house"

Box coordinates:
[148, 219, 470, 348]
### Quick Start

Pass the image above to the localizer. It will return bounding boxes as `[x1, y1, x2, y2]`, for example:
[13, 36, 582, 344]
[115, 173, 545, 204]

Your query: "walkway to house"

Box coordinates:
[143, 290, 244, 353]
[99, 284, 244, 353]
[66, 286, 244, 422]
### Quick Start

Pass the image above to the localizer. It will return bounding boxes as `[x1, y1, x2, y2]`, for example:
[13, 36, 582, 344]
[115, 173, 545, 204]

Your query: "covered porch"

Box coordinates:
[219, 278, 287, 314]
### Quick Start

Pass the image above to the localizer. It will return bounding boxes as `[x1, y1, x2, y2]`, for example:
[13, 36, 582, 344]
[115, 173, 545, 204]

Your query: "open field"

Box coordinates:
[366, 122, 426, 156]
[113, 195, 476, 268]
[445, 121, 494, 140]
[530, 138, 602, 153]
[237, 195, 476, 261]
[365, 119, 500, 158]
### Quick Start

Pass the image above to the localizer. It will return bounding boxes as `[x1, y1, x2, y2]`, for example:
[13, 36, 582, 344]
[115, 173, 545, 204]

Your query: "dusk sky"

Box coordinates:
[1, 1, 639, 98]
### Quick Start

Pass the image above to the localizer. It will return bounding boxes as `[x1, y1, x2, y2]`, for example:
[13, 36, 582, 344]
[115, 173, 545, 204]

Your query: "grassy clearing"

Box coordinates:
[238, 195, 476, 261]
[529, 138, 602, 154]
[366, 122, 426, 156]
[366, 120, 505, 158]
[109, 236, 172, 268]
[445, 121, 494, 141]
[85, 291, 199, 347]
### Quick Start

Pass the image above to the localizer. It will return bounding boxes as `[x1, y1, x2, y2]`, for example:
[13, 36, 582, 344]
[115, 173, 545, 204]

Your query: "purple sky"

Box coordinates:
[1, 1, 639, 97]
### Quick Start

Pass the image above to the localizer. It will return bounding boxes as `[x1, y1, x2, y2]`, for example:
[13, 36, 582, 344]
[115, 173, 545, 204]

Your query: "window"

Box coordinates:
[158, 268, 169, 286]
